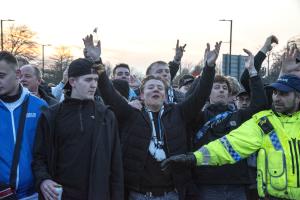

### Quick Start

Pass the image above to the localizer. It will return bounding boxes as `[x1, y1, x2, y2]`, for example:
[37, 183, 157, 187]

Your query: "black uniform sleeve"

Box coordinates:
[32, 114, 52, 191]
[169, 61, 180, 81]
[98, 72, 134, 122]
[178, 65, 215, 123]
[238, 75, 268, 121]
[240, 51, 266, 93]
[185, 76, 200, 98]
[109, 112, 124, 200]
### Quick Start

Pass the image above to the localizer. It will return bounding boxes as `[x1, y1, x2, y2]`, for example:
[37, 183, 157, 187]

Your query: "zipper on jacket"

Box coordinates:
[160, 117, 170, 157]
[162, 125, 170, 156]
[288, 140, 295, 174]
[292, 138, 299, 187]
[79, 103, 83, 132]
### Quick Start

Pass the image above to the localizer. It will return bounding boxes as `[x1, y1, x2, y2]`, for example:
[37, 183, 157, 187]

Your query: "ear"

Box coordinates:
[208, 94, 213, 104]
[295, 92, 300, 103]
[16, 69, 21, 79]
[140, 91, 145, 101]
[37, 78, 42, 85]
[162, 91, 166, 98]
[69, 77, 76, 88]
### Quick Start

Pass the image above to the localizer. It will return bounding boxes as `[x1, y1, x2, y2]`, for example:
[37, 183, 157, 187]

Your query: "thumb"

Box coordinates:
[97, 40, 101, 48]
[271, 35, 279, 44]
[243, 48, 253, 56]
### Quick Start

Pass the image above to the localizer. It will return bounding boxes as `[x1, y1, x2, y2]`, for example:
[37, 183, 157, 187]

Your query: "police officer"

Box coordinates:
[162, 74, 300, 200]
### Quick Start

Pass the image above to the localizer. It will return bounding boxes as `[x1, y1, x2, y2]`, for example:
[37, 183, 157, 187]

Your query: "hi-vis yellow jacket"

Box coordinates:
[194, 110, 300, 199]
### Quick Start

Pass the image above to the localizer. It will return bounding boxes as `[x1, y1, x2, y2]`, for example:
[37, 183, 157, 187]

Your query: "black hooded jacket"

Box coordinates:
[32, 98, 123, 200]
[98, 65, 215, 199]
[38, 86, 58, 106]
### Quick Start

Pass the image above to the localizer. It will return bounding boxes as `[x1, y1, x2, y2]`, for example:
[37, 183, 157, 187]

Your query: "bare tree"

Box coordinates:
[3, 25, 39, 60]
[45, 46, 73, 84]
[262, 50, 283, 84]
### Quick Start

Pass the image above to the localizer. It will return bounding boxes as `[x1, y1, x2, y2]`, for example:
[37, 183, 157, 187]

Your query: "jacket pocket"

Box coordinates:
[257, 149, 267, 197]
[267, 150, 288, 191]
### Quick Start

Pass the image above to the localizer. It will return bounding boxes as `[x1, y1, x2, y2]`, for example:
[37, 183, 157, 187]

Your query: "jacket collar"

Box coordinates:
[0, 86, 30, 111]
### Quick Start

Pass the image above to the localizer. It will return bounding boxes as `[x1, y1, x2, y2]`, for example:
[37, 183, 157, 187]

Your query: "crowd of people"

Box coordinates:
[0, 33, 300, 200]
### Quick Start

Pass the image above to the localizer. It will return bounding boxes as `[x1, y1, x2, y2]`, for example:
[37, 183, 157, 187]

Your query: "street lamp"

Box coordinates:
[1, 19, 14, 51]
[41, 44, 51, 78]
[219, 19, 233, 75]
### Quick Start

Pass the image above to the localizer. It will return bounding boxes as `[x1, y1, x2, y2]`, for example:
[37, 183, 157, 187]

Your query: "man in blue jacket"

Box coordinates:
[0, 51, 47, 199]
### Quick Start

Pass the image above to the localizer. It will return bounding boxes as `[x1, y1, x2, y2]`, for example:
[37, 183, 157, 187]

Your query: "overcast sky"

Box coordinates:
[2, 0, 300, 73]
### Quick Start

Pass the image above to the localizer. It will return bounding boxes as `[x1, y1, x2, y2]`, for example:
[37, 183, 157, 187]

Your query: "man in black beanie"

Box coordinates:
[178, 74, 194, 94]
[32, 58, 123, 200]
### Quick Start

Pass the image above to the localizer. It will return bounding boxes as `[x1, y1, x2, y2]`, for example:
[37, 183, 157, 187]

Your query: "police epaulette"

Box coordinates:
[258, 116, 274, 135]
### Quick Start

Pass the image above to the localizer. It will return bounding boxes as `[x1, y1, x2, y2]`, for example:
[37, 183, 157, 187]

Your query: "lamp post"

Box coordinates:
[1, 19, 14, 51]
[219, 19, 232, 75]
[41, 44, 51, 78]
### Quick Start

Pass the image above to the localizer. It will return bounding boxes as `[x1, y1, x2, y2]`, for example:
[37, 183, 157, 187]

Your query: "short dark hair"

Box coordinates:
[0, 51, 18, 70]
[113, 63, 130, 75]
[146, 61, 168, 75]
[213, 75, 232, 94]
[140, 75, 167, 93]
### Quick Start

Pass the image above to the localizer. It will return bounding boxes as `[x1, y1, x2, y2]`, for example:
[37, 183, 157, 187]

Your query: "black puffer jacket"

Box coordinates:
[38, 86, 58, 106]
[98, 66, 215, 199]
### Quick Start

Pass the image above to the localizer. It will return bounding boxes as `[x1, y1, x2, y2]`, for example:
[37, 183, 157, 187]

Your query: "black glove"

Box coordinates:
[161, 152, 196, 173]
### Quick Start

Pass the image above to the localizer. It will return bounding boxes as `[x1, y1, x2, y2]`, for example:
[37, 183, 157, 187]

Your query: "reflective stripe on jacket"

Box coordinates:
[194, 109, 300, 199]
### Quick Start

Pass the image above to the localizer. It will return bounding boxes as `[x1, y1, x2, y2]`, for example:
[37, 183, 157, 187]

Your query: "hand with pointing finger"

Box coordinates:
[243, 49, 257, 77]
[174, 39, 186, 63]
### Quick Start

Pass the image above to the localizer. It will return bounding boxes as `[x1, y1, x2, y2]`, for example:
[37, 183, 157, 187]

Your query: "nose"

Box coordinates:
[91, 80, 97, 88]
[273, 93, 280, 101]
[153, 86, 161, 92]
[20, 76, 26, 82]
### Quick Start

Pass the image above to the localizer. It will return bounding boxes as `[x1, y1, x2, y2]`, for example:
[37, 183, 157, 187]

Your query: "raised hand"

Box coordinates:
[62, 66, 69, 84]
[174, 39, 187, 63]
[82, 34, 101, 62]
[129, 74, 142, 89]
[280, 44, 300, 77]
[204, 41, 222, 67]
[243, 49, 257, 77]
[261, 35, 278, 54]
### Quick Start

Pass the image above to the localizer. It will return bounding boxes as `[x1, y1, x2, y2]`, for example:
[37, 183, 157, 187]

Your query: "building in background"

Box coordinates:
[222, 54, 247, 80]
